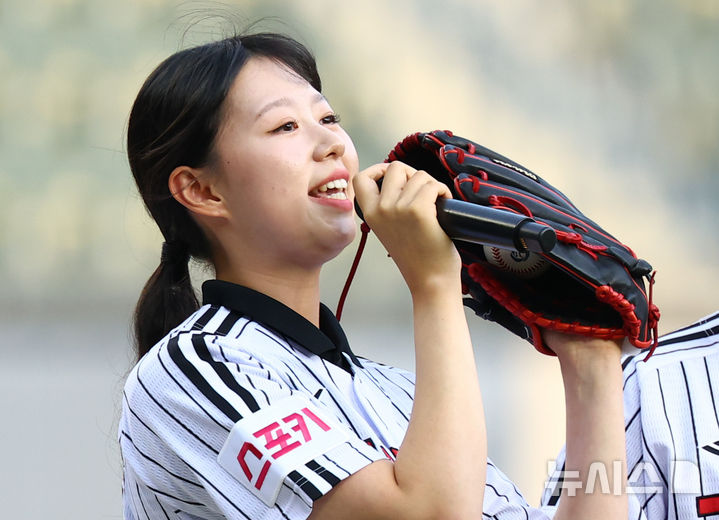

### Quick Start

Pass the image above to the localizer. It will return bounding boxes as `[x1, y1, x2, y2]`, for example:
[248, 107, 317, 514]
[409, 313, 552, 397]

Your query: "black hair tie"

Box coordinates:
[160, 240, 190, 265]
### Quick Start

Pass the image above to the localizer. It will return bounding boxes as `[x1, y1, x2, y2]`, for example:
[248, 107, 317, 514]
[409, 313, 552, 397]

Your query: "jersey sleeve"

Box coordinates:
[119, 328, 385, 520]
[626, 313, 719, 519]
[477, 459, 563, 519]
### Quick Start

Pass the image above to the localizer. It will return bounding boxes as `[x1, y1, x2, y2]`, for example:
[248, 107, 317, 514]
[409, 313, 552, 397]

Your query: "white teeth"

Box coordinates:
[316, 178, 348, 193]
[326, 192, 348, 200]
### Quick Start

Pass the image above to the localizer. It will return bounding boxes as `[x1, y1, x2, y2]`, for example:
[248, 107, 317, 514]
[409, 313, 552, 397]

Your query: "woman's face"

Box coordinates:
[208, 57, 360, 271]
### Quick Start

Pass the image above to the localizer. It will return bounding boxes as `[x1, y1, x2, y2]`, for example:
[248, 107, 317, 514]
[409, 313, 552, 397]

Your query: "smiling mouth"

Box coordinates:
[310, 178, 349, 200]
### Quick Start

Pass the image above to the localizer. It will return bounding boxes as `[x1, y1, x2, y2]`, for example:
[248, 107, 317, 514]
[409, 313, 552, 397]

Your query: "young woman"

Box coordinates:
[119, 32, 627, 519]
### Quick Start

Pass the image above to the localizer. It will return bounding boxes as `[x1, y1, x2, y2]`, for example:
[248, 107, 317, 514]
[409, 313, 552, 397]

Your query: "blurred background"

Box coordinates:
[1, 0, 718, 517]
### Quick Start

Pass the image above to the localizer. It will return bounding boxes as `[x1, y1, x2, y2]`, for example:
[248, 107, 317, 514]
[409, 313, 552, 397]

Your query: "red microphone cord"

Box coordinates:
[336, 222, 371, 321]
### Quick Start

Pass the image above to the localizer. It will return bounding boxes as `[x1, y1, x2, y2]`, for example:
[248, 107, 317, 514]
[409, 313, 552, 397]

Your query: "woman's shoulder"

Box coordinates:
[123, 304, 294, 398]
[164, 303, 295, 353]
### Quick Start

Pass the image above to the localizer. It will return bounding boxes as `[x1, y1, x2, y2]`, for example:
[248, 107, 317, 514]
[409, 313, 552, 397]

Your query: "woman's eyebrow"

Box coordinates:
[255, 92, 327, 120]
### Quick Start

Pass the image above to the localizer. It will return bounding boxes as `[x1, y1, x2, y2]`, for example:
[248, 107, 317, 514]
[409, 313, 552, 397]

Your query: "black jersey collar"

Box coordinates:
[201, 280, 361, 372]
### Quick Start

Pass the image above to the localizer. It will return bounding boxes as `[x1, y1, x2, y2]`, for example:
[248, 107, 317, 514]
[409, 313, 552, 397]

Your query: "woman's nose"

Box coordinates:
[313, 126, 345, 161]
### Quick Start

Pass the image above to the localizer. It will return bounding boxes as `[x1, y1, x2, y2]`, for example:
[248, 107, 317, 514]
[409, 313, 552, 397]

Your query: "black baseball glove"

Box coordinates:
[384, 130, 660, 355]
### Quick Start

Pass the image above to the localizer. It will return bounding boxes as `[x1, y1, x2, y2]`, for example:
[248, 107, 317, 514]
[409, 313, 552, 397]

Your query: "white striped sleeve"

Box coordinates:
[481, 460, 557, 519]
[121, 325, 384, 519]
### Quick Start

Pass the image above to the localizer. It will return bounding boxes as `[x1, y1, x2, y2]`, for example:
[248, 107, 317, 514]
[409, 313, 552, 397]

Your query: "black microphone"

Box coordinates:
[355, 195, 556, 254]
[436, 198, 556, 253]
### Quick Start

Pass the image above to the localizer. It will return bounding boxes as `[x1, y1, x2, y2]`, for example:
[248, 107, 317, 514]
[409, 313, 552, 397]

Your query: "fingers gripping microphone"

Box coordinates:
[340, 181, 557, 321]
[354, 191, 556, 254]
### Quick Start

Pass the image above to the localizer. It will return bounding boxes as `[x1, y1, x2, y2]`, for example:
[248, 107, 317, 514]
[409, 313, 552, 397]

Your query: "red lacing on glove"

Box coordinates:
[456, 176, 481, 197]
[440, 148, 462, 177]
[594, 276, 660, 355]
[488, 195, 534, 218]
[467, 143, 476, 154]
[467, 262, 627, 355]
[387, 133, 422, 162]
[595, 285, 641, 339]
[336, 222, 371, 321]
[565, 223, 623, 260]
[555, 230, 608, 260]
[424, 132, 446, 150]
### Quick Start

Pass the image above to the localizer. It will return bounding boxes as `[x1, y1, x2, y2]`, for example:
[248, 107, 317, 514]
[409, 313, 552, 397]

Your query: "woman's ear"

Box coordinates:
[168, 166, 227, 219]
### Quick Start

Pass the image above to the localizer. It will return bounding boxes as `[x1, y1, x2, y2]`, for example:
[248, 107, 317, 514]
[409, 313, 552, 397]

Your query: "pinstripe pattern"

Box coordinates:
[120, 304, 388, 519]
[542, 312, 719, 519]
[120, 283, 559, 518]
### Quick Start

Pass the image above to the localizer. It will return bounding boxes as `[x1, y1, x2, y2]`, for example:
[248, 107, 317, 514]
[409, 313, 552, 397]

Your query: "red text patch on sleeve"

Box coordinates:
[217, 394, 348, 506]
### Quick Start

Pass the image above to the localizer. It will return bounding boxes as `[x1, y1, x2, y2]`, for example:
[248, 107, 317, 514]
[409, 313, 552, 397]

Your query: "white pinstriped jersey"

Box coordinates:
[542, 311, 719, 519]
[119, 281, 558, 519]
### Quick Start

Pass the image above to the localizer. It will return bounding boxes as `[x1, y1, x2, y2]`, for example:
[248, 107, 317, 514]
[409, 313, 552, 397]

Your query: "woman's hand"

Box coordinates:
[543, 330, 624, 371]
[311, 161, 486, 520]
[353, 161, 461, 296]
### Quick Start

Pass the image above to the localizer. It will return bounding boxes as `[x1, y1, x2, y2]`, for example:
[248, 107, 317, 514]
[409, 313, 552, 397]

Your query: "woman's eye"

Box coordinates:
[321, 113, 341, 125]
[272, 121, 298, 133]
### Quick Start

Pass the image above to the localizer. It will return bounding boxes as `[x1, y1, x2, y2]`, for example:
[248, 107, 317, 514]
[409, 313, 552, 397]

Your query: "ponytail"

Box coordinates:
[133, 241, 199, 360]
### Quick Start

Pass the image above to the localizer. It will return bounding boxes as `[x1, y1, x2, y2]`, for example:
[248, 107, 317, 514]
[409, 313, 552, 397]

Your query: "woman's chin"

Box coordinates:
[320, 222, 357, 261]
